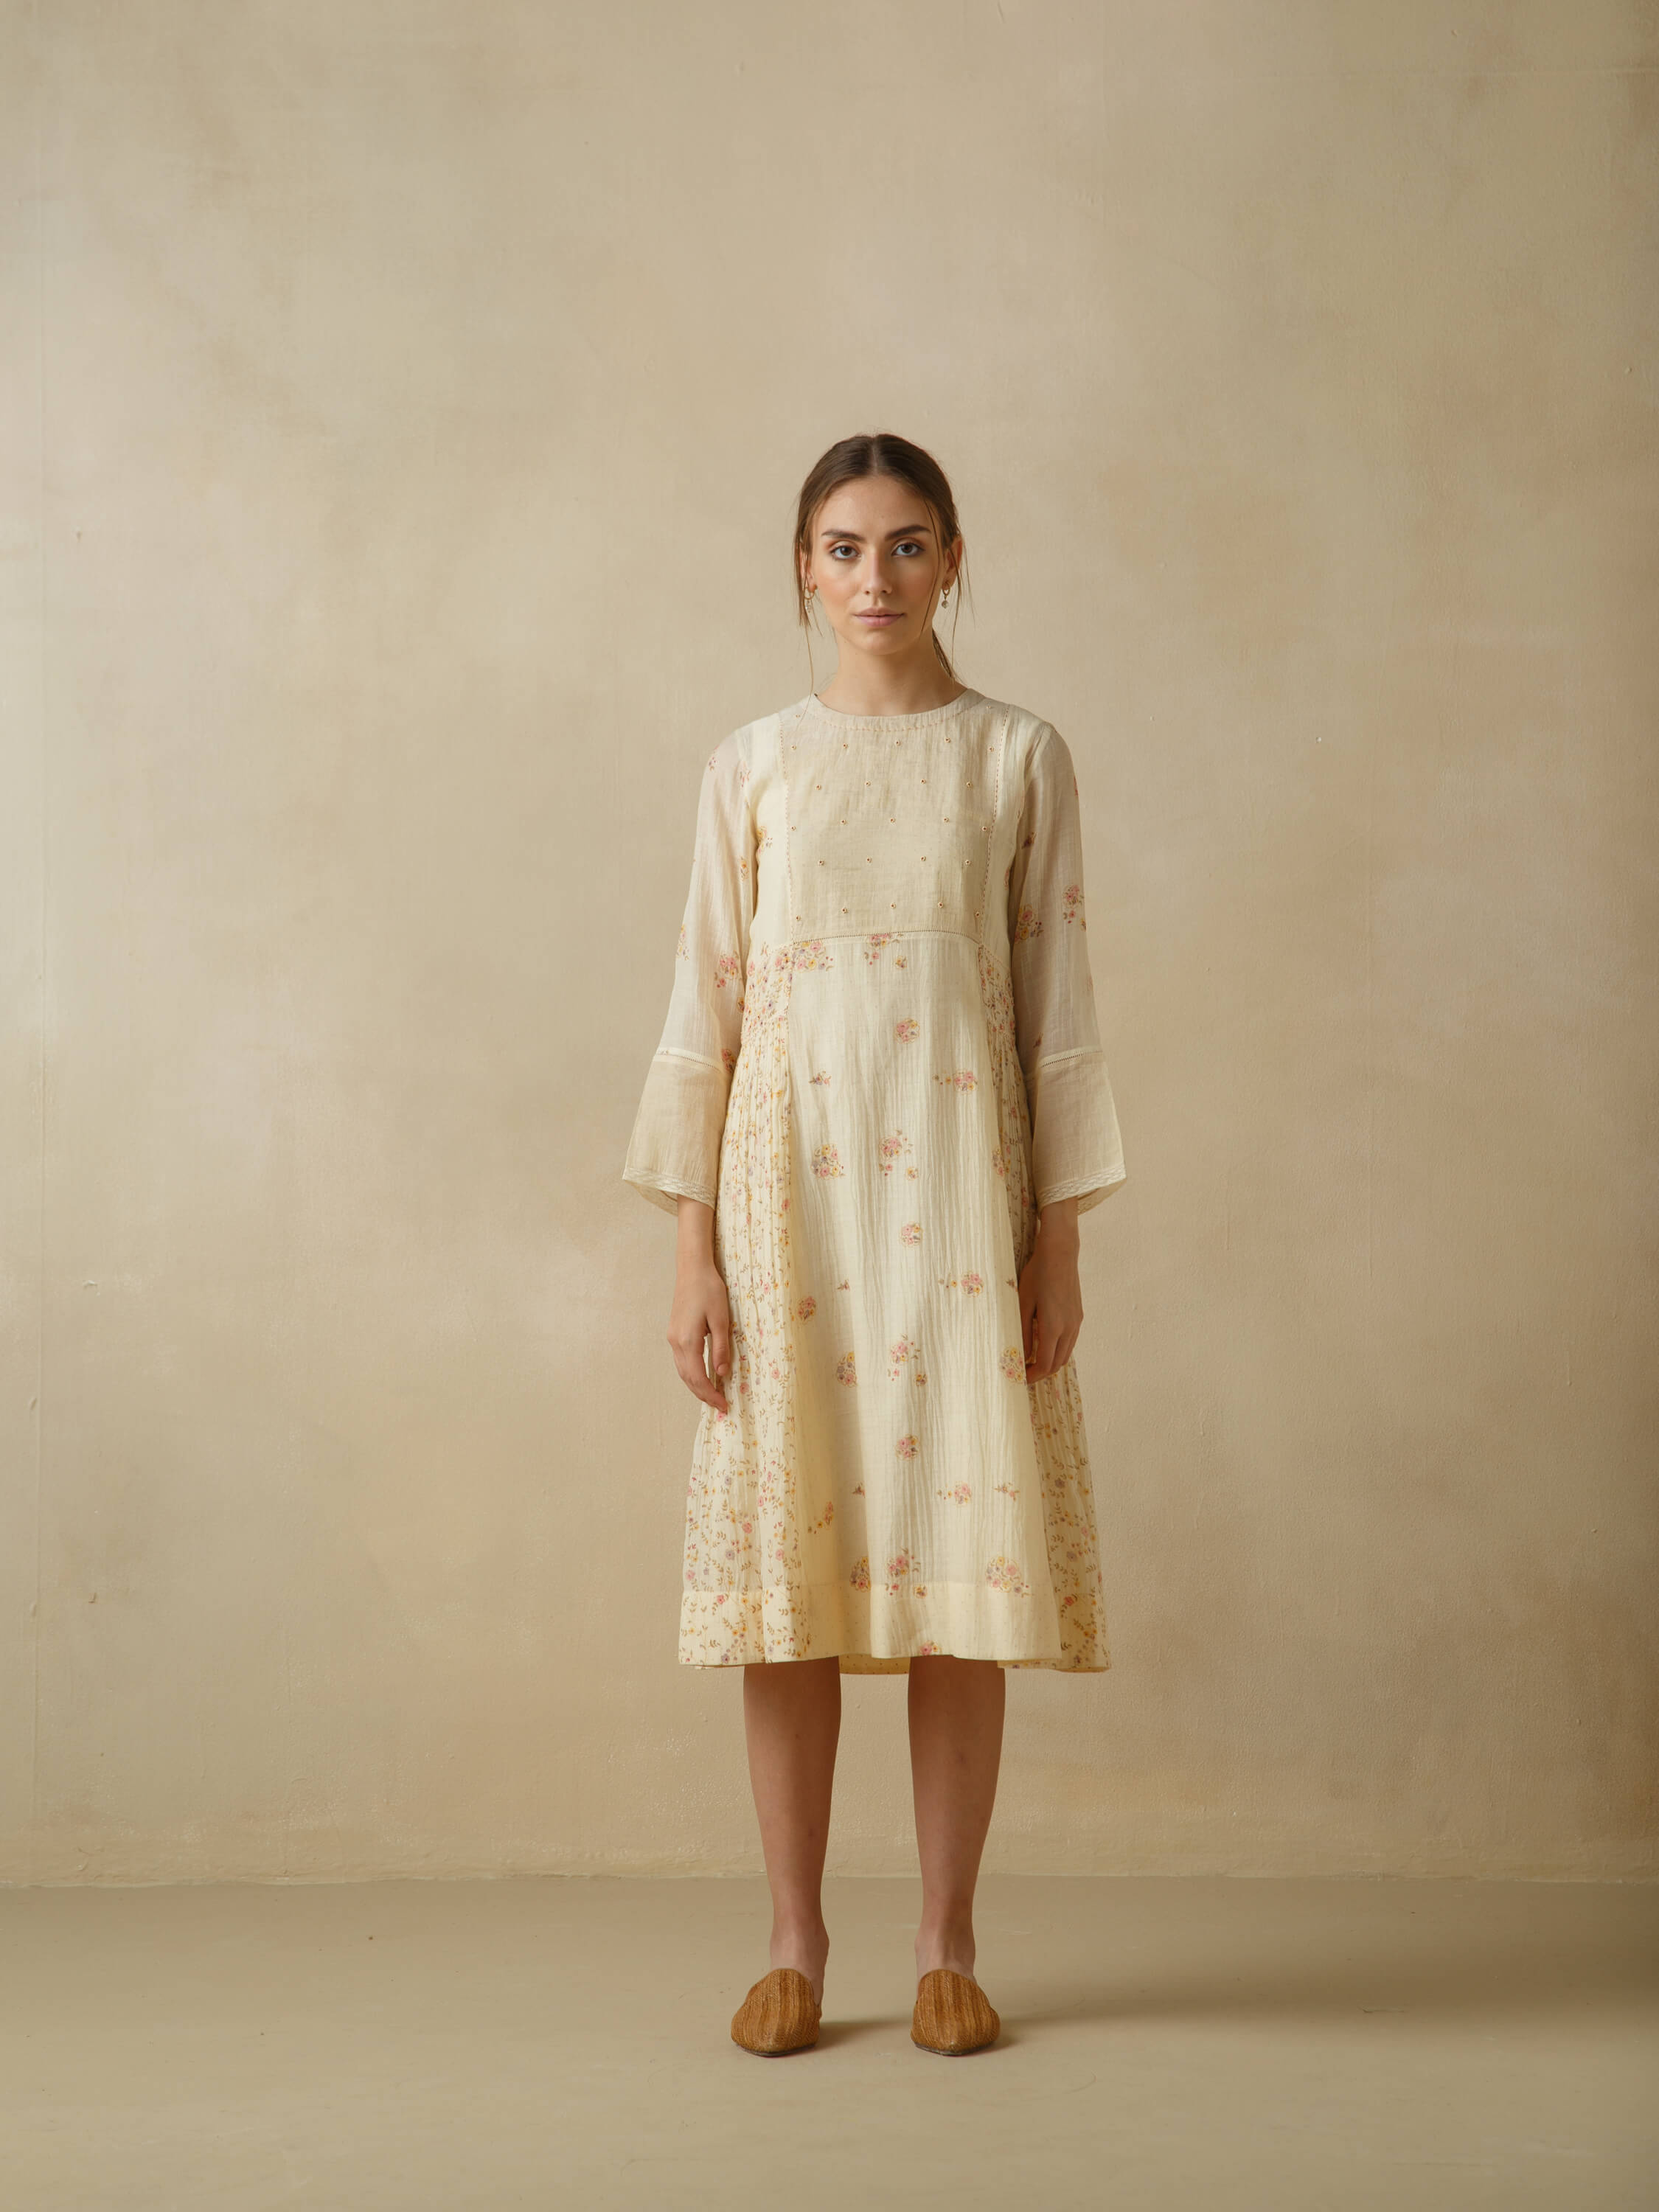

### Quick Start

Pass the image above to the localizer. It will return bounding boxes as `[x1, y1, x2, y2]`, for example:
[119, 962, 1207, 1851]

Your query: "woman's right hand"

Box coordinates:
[669, 1197, 734, 1416]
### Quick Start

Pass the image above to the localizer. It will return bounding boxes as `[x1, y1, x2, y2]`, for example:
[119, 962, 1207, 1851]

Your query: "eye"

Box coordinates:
[894, 539, 925, 557]
[828, 542, 858, 560]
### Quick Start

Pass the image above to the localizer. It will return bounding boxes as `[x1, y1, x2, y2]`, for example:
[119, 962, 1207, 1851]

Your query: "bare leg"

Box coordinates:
[741, 1655, 841, 2003]
[907, 1655, 1006, 1984]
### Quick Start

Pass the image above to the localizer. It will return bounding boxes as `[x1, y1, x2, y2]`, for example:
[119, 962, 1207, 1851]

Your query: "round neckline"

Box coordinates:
[803, 686, 982, 729]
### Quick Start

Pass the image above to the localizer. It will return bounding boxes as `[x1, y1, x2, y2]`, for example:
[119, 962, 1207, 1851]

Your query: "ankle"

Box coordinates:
[768, 1925, 828, 2004]
[771, 1911, 828, 1950]
[914, 1919, 977, 1980]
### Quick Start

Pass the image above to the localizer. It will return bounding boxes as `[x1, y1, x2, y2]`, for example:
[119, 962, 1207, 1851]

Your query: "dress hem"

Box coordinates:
[675, 1649, 1113, 1675]
[678, 1577, 1110, 1673]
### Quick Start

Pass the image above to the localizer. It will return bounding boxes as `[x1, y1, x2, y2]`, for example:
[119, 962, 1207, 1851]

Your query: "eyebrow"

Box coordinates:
[818, 521, 935, 542]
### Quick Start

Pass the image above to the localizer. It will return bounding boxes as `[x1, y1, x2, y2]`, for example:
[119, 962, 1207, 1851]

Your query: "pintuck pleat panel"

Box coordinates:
[678, 939, 811, 1665]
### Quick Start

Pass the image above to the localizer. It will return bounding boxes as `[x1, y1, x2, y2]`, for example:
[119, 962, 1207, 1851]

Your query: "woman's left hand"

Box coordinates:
[1019, 1198, 1082, 1380]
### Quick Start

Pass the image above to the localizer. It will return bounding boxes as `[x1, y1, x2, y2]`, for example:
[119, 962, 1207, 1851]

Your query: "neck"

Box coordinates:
[815, 642, 965, 720]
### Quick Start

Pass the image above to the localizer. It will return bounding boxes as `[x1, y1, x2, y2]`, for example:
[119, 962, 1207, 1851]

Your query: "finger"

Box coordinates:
[708, 1319, 731, 1394]
[704, 1332, 729, 1416]
[684, 1365, 727, 1415]
[669, 1336, 727, 1416]
[1026, 1307, 1049, 1380]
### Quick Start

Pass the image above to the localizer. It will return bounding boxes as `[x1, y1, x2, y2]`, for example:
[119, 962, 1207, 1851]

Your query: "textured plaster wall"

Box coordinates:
[1, 1, 1653, 1883]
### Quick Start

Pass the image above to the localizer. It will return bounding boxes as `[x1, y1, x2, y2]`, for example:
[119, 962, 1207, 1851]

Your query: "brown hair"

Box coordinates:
[793, 431, 970, 683]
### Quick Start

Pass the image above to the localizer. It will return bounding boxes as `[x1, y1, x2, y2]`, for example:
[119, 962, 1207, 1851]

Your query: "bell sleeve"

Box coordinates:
[1006, 723, 1127, 1215]
[622, 729, 756, 1215]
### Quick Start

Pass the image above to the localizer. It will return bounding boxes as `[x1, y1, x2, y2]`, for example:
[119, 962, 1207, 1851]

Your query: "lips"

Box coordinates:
[855, 611, 900, 624]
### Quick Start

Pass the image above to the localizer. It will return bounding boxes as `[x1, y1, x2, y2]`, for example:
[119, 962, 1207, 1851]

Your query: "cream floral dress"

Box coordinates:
[623, 688, 1127, 1672]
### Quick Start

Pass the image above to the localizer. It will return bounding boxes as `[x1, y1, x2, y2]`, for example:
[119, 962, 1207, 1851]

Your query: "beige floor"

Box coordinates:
[1, 1874, 1654, 2209]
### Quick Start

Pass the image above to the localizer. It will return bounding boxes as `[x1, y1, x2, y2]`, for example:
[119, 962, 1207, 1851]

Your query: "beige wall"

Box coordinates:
[1, 1, 1653, 1884]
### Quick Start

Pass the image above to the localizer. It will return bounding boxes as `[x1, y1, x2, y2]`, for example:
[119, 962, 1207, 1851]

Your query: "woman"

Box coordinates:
[623, 432, 1127, 2057]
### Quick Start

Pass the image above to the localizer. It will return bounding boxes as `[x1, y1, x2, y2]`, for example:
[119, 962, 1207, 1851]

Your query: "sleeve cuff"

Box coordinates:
[1028, 1051, 1126, 1217]
[1037, 1170, 1128, 1215]
[622, 1052, 730, 1216]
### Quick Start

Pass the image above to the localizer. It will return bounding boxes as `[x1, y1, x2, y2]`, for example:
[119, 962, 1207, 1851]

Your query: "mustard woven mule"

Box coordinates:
[911, 1968, 1001, 2055]
[730, 1966, 821, 2055]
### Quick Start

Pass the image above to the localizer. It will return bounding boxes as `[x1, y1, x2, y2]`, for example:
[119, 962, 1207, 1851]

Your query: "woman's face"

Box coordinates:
[801, 474, 961, 667]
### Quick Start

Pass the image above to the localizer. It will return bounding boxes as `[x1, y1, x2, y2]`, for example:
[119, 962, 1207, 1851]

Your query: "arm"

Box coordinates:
[622, 730, 756, 1215]
[1007, 723, 1127, 1221]
[622, 731, 755, 1413]
[1006, 725, 1126, 1376]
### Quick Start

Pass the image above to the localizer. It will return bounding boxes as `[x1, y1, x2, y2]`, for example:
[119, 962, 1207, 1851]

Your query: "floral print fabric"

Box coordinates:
[623, 689, 1126, 1671]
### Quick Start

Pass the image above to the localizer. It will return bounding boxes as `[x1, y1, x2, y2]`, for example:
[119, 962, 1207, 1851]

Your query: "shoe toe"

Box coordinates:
[731, 1966, 821, 2054]
[911, 1966, 1000, 2054]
